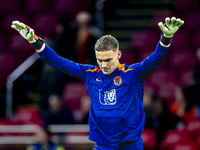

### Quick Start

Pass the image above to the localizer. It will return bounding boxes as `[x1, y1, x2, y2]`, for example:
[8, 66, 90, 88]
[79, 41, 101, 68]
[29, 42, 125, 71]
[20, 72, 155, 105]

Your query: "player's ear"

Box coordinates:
[118, 50, 121, 59]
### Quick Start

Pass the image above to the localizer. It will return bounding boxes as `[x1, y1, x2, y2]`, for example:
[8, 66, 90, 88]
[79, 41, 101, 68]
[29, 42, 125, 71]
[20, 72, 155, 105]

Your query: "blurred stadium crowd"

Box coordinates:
[0, 0, 200, 149]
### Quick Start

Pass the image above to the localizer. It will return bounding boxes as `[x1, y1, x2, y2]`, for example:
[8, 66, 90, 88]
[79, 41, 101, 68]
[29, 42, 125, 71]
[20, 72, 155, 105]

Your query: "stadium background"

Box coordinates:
[0, 0, 200, 149]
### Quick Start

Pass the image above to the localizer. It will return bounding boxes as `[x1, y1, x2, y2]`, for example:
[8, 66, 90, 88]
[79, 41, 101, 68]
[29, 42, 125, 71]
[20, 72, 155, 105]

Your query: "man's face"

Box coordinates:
[95, 50, 121, 75]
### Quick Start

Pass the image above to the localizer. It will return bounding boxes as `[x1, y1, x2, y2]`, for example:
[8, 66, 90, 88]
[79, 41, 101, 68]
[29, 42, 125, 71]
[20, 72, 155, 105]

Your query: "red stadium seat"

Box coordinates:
[9, 34, 34, 52]
[169, 50, 196, 70]
[170, 31, 190, 49]
[63, 82, 88, 111]
[0, 0, 21, 13]
[144, 76, 158, 91]
[173, 0, 199, 11]
[9, 34, 34, 66]
[196, 131, 200, 149]
[120, 51, 135, 65]
[160, 129, 190, 149]
[141, 128, 156, 149]
[192, 31, 200, 49]
[131, 30, 159, 51]
[148, 69, 178, 101]
[145, 68, 177, 95]
[186, 118, 200, 133]
[24, 0, 51, 14]
[178, 69, 195, 86]
[53, 0, 81, 19]
[0, 118, 13, 125]
[172, 142, 197, 150]
[149, 69, 176, 86]
[0, 118, 17, 137]
[158, 79, 178, 102]
[0, 52, 15, 73]
[185, 118, 200, 141]
[13, 105, 44, 126]
[183, 11, 200, 31]
[0, 34, 5, 51]
[32, 13, 57, 37]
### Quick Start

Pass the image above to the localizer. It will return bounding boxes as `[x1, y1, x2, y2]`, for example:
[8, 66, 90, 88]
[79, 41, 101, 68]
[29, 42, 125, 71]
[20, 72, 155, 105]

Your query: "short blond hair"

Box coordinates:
[94, 35, 119, 52]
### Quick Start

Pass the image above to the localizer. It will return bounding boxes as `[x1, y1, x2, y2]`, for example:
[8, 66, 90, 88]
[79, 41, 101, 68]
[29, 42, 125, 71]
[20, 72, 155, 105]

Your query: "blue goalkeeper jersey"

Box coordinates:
[37, 42, 169, 148]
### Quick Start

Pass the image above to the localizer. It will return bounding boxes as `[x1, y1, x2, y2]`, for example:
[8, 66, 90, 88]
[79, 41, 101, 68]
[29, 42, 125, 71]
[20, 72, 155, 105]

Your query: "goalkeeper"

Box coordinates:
[11, 17, 184, 150]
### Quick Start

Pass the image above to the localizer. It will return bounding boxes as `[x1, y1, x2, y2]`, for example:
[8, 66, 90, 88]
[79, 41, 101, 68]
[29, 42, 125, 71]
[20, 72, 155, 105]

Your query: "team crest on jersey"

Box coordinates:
[113, 76, 122, 86]
[99, 89, 117, 105]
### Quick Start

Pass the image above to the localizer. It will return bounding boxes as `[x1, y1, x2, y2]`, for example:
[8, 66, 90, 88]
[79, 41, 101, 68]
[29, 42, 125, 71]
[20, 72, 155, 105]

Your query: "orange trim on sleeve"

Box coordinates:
[118, 63, 133, 73]
[86, 68, 100, 72]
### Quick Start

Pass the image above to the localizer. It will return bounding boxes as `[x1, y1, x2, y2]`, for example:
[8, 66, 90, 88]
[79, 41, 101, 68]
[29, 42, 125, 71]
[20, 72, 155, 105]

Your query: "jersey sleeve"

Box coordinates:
[37, 44, 93, 82]
[133, 35, 171, 81]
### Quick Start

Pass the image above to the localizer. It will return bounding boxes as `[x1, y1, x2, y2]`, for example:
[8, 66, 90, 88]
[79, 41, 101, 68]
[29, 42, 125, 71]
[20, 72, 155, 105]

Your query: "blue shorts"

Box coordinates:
[94, 137, 143, 150]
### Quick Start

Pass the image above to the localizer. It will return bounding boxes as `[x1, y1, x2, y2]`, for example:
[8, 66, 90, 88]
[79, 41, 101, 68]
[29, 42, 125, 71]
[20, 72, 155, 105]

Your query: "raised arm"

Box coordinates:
[11, 21, 91, 81]
[136, 17, 184, 80]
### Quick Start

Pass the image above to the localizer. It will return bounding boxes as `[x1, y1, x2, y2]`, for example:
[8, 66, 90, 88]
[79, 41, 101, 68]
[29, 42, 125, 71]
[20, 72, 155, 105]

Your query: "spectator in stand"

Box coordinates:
[40, 11, 102, 103]
[181, 48, 200, 118]
[169, 86, 195, 125]
[193, 48, 200, 83]
[43, 94, 75, 125]
[193, 48, 200, 116]
[143, 88, 155, 126]
[145, 95, 180, 144]
[74, 11, 102, 64]
[26, 126, 65, 150]
[51, 10, 102, 65]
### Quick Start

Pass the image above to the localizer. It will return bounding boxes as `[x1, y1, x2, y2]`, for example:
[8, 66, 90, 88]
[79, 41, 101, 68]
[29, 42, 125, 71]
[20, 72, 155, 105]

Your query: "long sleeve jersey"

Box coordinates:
[36, 36, 170, 148]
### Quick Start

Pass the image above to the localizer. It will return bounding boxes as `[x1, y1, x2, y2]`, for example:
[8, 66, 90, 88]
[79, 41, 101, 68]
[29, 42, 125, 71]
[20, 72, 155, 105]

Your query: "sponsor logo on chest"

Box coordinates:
[99, 89, 117, 105]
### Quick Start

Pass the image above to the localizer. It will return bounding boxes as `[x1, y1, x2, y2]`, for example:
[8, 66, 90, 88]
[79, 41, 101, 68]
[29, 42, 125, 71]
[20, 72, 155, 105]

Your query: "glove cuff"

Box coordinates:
[163, 33, 173, 38]
[32, 37, 44, 50]
[29, 39, 36, 44]
[160, 34, 172, 47]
